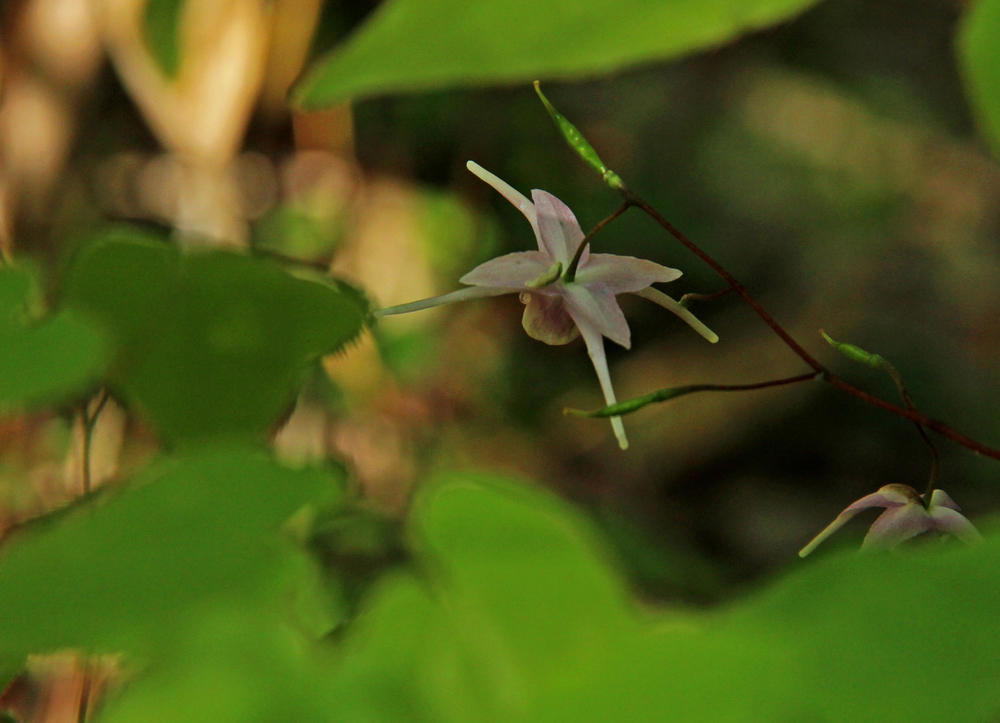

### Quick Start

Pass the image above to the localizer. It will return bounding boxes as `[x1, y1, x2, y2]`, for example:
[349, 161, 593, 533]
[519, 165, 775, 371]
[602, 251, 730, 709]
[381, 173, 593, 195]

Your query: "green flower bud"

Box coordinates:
[534, 82, 623, 190]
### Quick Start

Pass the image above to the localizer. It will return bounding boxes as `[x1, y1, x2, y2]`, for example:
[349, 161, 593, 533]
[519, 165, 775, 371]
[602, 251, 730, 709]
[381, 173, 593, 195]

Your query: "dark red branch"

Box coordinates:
[620, 188, 1000, 462]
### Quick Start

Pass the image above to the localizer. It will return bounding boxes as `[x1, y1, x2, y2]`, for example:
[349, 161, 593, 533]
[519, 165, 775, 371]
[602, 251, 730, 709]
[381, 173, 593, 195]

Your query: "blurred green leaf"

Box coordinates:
[960, 0, 1000, 159]
[414, 478, 635, 673]
[0, 265, 107, 411]
[252, 206, 338, 262]
[101, 606, 345, 723]
[293, 0, 824, 109]
[10, 467, 998, 721]
[741, 542, 1000, 722]
[408, 476, 794, 722]
[143, 0, 185, 78]
[64, 227, 367, 443]
[326, 475, 1000, 722]
[0, 445, 343, 671]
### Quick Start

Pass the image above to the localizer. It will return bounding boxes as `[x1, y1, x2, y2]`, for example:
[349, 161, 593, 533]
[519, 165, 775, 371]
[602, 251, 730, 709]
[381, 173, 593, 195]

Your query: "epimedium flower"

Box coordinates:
[373, 161, 718, 450]
[799, 484, 983, 557]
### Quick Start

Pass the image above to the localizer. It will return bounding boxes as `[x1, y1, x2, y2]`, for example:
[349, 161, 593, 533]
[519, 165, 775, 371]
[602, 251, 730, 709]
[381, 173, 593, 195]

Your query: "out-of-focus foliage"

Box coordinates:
[143, 0, 186, 77]
[63, 226, 367, 443]
[960, 0, 1000, 159]
[63, 474, 1000, 722]
[0, 445, 343, 689]
[0, 265, 107, 410]
[293, 0, 825, 108]
[325, 476, 1000, 723]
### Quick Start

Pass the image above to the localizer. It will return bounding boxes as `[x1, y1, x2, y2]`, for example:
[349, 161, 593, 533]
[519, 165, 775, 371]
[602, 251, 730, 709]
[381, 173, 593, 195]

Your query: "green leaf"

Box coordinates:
[0, 265, 107, 410]
[100, 608, 344, 723]
[326, 475, 1000, 721]
[0, 445, 343, 670]
[740, 542, 1000, 722]
[64, 227, 368, 443]
[143, 0, 185, 78]
[327, 475, 784, 721]
[293, 0, 824, 109]
[960, 0, 1000, 159]
[411, 477, 794, 721]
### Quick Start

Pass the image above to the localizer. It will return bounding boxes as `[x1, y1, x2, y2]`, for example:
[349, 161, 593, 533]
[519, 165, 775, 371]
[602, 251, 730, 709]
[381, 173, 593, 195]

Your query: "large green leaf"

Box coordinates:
[323, 476, 790, 722]
[324, 475, 1000, 722]
[0, 265, 107, 410]
[0, 445, 343, 671]
[100, 610, 344, 723]
[293, 0, 824, 109]
[23, 470, 1000, 722]
[959, 0, 1000, 158]
[64, 227, 367, 443]
[738, 544, 1000, 722]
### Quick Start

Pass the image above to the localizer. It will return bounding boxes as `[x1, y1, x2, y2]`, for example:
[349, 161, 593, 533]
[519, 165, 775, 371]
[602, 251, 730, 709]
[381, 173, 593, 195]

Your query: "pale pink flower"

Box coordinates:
[374, 161, 718, 450]
[799, 483, 983, 557]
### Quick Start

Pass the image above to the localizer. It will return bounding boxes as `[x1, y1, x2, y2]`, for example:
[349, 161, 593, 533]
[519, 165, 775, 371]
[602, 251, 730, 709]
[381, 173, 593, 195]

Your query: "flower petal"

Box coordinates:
[520, 292, 579, 345]
[633, 287, 719, 344]
[869, 483, 922, 505]
[575, 254, 682, 293]
[374, 285, 516, 317]
[532, 190, 585, 265]
[930, 507, 984, 545]
[928, 488, 961, 511]
[861, 502, 934, 551]
[798, 486, 915, 557]
[577, 321, 628, 450]
[467, 161, 539, 239]
[563, 284, 631, 349]
[460, 251, 552, 288]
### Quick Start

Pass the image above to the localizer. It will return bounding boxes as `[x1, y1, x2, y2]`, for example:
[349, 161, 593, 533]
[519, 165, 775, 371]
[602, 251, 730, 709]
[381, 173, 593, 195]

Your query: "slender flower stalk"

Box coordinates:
[374, 162, 717, 449]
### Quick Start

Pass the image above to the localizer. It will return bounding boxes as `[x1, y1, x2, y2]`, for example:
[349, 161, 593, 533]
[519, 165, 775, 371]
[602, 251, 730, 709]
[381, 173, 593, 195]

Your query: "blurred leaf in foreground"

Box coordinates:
[0, 264, 107, 411]
[960, 0, 1000, 159]
[15, 469, 999, 721]
[293, 0, 826, 109]
[0, 445, 344, 686]
[328, 474, 1000, 722]
[64, 226, 368, 443]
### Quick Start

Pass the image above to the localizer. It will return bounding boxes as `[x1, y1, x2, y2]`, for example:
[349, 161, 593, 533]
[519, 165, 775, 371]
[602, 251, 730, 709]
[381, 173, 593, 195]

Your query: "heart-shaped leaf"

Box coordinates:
[64, 227, 368, 443]
[0, 265, 107, 410]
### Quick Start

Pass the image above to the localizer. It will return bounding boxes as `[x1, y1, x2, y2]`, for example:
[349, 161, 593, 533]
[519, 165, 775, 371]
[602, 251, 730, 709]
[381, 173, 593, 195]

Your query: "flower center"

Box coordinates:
[526, 261, 563, 289]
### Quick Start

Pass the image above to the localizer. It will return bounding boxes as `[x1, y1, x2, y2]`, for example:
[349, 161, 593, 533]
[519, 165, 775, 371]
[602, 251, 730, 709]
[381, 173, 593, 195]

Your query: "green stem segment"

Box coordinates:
[566, 373, 821, 418]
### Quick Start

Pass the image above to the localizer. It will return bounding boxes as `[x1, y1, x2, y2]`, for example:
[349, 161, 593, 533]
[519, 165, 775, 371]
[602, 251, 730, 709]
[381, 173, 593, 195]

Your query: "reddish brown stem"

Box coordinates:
[620, 188, 1000, 462]
[623, 190, 824, 373]
[824, 375, 998, 460]
[564, 201, 630, 282]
